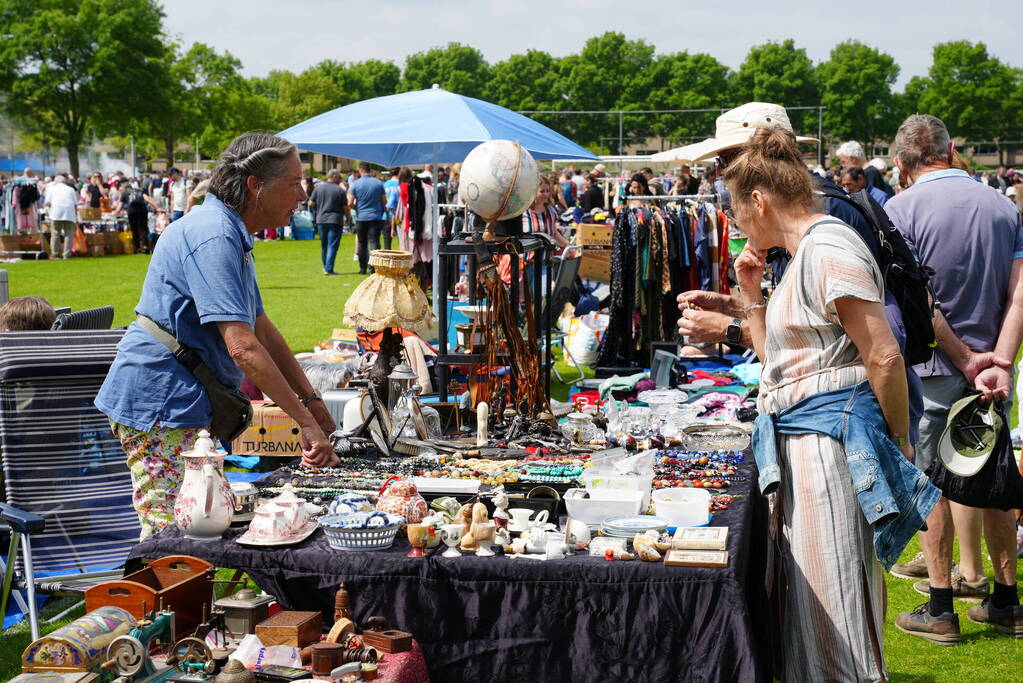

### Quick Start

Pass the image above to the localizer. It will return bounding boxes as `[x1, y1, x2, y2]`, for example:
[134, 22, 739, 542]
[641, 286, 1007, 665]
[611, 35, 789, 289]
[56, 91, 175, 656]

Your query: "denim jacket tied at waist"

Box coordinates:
[752, 380, 940, 570]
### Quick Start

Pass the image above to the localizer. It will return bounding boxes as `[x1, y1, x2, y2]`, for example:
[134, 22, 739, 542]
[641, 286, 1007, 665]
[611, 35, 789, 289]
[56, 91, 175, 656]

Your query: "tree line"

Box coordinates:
[1, 0, 1021, 176]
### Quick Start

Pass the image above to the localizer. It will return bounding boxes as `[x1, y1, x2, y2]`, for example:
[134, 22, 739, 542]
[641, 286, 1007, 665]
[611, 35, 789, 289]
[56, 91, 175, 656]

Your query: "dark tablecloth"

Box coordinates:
[128, 463, 770, 683]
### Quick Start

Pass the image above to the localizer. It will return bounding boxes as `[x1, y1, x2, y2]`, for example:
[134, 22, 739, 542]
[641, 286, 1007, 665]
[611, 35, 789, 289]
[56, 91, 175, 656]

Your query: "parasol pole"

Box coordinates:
[432, 143, 440, 319]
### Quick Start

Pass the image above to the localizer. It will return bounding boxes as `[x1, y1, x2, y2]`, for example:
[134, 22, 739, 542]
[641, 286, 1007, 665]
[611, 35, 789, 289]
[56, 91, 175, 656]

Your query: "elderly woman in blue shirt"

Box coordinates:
[96, 132, 337, 539]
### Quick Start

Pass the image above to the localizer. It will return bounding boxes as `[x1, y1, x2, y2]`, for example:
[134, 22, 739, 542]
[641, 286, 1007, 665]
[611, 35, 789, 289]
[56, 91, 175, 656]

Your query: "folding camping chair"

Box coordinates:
[540, 245, 586, 386]
[50, 305, 115, 331]
[0, 329, 137, 639]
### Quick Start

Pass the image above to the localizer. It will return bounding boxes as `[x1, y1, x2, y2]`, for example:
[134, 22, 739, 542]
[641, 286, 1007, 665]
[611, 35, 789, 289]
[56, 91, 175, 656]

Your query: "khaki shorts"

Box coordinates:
[916, 374, 968, 473]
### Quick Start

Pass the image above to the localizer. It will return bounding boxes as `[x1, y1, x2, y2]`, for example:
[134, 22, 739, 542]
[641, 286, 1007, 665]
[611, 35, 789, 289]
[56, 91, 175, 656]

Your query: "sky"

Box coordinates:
[160, 0, 1019, 89]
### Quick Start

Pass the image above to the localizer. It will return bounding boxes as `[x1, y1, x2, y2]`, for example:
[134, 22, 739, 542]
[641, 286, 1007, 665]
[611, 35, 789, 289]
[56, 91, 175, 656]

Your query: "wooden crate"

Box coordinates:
[576, 223, 613, 247]
[84, 555, 213, 639]
[256, 611, 322, 647]
[579, 250, 611, 283]
[88, 245, 105, 258]
[77, 207, 101, 221]
[0, 235, 21, 251]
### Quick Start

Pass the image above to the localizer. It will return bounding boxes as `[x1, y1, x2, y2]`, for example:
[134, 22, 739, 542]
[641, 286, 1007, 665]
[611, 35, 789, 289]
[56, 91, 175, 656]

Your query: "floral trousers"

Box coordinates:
[110, 421, 201, 540]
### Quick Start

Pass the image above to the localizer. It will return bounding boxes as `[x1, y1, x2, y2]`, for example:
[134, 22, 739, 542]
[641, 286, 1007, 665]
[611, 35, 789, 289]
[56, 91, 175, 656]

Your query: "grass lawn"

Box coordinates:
[1, 240, 1022, 680]
[2, 236, 367, 353]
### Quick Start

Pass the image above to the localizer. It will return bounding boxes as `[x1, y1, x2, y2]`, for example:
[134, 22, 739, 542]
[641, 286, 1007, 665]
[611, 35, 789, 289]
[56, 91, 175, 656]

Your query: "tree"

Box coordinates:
[641, 52, 732, 146]
[916, 41, 1020, 164]
[817, 40, 900, 152]
[315, 59, 401, 107]
[0, 0, 169, 177]
[271, 68, 341, 130]
[485, 50, 568, 134]
[399, 43, 490, 99]
[732, 39, 819, 133]
[559, 32, 657, 151]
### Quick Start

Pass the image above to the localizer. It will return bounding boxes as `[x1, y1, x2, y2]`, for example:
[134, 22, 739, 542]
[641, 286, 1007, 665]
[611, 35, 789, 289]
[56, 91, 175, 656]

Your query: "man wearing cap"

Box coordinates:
[883, 114, 1023, 644]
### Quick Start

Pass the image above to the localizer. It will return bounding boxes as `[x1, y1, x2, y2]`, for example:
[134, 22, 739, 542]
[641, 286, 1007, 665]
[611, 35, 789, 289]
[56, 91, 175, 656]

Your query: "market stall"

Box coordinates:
[127, 449, 769, 682]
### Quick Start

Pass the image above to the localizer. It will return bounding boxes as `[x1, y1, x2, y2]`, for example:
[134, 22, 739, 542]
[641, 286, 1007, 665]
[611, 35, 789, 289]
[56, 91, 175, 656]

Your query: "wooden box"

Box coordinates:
[88, 245, 105, 258]
[256, 611, 322, 648]
[577, 223, 613, 247]
[84, 555, 213, 639]
[579, 250, 611, 283]
[77, 207, 101, 221]
[0, 234, 21, 251]
[230, 401, 303, 457]
[19, 236, 43, 252]
[362, 629, 413, 654]
[85, 232, 104, 246]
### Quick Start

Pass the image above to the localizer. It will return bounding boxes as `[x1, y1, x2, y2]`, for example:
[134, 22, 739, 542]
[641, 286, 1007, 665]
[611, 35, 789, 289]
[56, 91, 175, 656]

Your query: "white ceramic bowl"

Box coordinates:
[564, 488, 645, 526]
[652, 487, 712, 527]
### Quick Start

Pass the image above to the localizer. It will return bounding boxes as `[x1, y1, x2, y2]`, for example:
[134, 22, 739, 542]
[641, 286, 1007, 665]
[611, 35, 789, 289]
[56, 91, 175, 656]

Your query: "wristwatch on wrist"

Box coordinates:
[726, 317, 743, 345]
[300, 390, 322, 407]
[891, 434, 909, 447]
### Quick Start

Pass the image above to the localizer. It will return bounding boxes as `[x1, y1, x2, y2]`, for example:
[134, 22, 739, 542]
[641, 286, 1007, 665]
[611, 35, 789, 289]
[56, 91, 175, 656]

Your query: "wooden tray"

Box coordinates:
[84, 555, 213, 639]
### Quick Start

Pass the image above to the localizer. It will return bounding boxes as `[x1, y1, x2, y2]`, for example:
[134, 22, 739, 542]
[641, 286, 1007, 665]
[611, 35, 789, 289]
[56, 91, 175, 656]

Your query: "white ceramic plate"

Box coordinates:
[236, 521, 319, 547]
[602, 514, 672, 531]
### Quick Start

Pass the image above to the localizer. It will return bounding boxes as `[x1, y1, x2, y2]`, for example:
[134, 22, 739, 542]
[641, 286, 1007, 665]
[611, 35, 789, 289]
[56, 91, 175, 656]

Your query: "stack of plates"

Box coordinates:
[600, 514, 672, 538]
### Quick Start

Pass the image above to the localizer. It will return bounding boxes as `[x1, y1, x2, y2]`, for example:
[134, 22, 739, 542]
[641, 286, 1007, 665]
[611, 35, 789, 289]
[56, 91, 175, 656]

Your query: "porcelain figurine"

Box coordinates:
[375, 479, 428, 524]
[474, 522, 496, 557]
[459, 502, 489, 551]
[440, 523, 464, 558]
[174, 430, 233, 540]
[476, 402, 489, 446]
[492, 491, 511, 546]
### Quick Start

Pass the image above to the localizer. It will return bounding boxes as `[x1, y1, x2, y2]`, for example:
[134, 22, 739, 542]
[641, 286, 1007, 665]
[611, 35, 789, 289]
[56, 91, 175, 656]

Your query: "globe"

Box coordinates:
[458, 140, 539, 222]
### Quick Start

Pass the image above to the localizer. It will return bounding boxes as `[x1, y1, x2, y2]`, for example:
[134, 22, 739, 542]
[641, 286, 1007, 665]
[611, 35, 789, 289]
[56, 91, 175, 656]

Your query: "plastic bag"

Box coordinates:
[72, 227, 88, 256]
[230, 634, 302, 669]
[291, 209, 314, 230]
[565, 318, 599, 365]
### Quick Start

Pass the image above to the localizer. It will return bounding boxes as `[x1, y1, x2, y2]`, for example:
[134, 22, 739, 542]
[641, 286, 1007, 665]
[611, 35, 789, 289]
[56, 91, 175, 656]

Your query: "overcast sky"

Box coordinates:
[161, 1, 1018, 89]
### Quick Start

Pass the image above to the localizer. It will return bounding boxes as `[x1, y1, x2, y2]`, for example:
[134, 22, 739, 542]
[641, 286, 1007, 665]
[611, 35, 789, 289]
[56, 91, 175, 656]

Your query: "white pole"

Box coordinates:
[431, 144, 441, 318]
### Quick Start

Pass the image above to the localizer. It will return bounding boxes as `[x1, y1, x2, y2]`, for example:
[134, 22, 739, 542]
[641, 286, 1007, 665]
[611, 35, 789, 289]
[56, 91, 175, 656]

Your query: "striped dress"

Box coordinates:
[757, 220, 887, 683]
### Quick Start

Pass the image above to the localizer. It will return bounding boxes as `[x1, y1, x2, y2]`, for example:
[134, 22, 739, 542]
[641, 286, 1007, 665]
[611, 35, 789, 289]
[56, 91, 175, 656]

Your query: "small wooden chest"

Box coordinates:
[255, 611, 322, 648]
[362, 629, 413, 654]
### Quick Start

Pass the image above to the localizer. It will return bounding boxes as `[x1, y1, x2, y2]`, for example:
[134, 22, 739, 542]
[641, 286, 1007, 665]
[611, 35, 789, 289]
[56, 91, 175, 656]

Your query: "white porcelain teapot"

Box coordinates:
[173, 430, 233, 540]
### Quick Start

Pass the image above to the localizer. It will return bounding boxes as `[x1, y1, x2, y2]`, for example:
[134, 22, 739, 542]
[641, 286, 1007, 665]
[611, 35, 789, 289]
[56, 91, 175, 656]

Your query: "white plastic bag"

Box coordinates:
[230, 634, 302, 669]
[565, 318, 599, 365]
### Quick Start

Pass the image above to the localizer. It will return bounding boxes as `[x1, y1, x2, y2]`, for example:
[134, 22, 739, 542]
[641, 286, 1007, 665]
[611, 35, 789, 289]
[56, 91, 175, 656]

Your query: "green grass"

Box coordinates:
[2, 240, 1023, 680]
[2, 236, 367, 353]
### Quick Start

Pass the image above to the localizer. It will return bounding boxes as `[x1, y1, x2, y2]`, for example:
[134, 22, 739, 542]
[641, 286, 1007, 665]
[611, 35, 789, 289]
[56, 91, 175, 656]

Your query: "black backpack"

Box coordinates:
[820, 185, 937, 365]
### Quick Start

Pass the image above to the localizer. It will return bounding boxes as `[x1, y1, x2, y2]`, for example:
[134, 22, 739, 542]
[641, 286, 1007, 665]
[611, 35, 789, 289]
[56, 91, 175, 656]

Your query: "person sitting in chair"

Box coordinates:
[0, 296, 56, 331]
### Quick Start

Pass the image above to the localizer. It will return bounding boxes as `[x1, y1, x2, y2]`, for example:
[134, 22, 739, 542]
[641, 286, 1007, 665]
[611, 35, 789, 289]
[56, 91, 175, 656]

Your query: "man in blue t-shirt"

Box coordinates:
[347, 162, 387, 274]
[383, 166, 401, 251]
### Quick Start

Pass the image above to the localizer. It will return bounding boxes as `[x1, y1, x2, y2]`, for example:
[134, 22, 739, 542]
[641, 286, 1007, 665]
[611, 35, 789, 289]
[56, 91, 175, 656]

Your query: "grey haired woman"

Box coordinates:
[96, 132, 337, 540]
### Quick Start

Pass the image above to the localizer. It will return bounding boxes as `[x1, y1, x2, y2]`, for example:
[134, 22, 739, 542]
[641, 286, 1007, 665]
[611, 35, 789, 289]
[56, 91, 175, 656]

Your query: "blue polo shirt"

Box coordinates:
[885, 168, 1023, 377]
[349, 176, 386, 221]
[95, 193, 265, 431]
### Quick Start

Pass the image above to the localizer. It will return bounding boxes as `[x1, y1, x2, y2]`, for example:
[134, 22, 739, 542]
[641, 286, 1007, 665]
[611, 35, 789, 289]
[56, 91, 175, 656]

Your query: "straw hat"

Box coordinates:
[343, 250, 434, 332]
[685, 102, 819, 162]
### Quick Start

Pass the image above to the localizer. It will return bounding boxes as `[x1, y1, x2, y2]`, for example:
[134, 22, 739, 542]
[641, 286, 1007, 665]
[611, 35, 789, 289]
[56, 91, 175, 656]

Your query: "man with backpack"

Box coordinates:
[886, 114, 1023, 645]
[125, 181, 151, 254]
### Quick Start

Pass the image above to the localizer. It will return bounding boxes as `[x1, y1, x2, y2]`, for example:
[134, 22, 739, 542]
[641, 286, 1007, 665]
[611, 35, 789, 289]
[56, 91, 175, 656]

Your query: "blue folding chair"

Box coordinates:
[0, 329, 137, 639]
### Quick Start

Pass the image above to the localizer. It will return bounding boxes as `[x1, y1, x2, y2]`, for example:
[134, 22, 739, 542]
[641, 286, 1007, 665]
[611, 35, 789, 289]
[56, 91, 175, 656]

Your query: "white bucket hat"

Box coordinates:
[674, 102, 819, 163]
[937, 394, 1002, 477]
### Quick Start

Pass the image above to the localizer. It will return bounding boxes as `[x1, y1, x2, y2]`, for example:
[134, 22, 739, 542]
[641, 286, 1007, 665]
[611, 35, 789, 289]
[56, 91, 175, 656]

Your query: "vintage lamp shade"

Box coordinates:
[343, 250, 434, 332]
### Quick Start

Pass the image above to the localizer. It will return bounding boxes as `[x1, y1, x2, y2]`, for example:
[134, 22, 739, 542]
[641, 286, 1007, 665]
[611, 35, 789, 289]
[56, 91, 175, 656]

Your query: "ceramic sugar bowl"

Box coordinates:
[375, 479, 428, 525]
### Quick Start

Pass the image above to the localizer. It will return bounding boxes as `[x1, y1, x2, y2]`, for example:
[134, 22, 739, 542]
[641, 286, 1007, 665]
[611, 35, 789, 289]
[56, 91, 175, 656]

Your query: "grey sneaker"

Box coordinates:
[967, 598, 1023, 638]
[890, 552, 929, 580]
[913, 573, 990, 602]
[895, 602, 962, 645]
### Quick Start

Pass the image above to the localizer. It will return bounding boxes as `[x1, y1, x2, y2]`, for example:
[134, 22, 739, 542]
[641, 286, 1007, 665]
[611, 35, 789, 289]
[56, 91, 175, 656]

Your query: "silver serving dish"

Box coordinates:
[680, 423, 750, 451]
[230, 481, 259, 523]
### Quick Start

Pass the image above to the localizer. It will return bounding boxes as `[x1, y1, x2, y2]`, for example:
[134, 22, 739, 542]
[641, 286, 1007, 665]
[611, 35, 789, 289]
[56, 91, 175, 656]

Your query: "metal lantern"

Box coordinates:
[387, 362, 419, 413]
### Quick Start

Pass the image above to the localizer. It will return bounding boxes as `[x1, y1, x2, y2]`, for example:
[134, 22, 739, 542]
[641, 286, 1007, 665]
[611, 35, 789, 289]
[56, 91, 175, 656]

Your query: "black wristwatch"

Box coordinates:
[726, 317, 743, 345]
[300, 390, 322, 407]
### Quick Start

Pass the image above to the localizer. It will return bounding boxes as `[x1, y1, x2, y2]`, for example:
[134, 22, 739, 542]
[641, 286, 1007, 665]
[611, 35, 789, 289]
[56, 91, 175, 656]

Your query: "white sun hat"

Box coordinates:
[657, 102, 819, 164]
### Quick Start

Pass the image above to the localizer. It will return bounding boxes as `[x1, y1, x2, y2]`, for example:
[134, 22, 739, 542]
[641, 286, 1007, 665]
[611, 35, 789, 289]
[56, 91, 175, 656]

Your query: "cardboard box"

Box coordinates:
[0, 235, 20, 251]
[104, 231, 120, 248]
[230, 401, 303, 457]
[77, 207, 101, 221]
[20, 236, 43, 252]
[577, 223, 613, 247]
[579, 250, 611, 283]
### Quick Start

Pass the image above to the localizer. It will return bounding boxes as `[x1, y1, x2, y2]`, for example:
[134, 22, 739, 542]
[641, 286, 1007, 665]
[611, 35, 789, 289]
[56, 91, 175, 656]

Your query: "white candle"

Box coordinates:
[477, 402, 489, 446]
